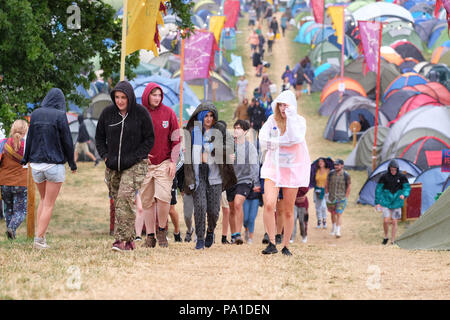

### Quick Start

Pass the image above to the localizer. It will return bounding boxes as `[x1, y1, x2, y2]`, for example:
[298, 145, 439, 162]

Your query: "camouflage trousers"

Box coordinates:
[105, 160, 148, 242]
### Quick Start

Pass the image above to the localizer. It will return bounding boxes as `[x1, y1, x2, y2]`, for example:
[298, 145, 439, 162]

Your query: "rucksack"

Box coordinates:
[328, 170, 350, 190]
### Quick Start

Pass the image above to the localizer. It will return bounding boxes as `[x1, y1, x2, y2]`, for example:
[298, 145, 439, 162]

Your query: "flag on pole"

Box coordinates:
[327, 6, 344, 45]
[312, 0, 324, 24]
[358, 21, 382, 74]
[209, 16, 226, 43]
[125, 0, 167, 56]
[183, 31, 219, 81]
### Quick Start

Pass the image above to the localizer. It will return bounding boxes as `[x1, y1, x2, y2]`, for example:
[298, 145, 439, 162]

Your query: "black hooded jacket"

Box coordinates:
[95, 81, 154, 171]
[77, 114, 90, 143]
[22, 88, 77, 171]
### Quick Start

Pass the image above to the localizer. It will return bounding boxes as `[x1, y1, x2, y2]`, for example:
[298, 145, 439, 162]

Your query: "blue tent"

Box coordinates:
[358, 158, 422, 206]
[295, 21, 314, 43]
[414, 167, 450, 214]
[428, 25, 446, 49]
[130, 75, 200, 121]
[312, 27, 336, 44]
[327, 35, 359, 59]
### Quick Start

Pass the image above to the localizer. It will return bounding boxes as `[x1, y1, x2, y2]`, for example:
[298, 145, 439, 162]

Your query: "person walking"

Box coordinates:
[227, 120, 261, 244]
[22, 88, 78, 249]
[290, 187, 309, 243]
[247, 98, 267, 133]
[233, 98, 249, 121]
[95, 81, 154, 251]
[74, 114, 99, 166]
[259, 90, 311, 255]
[221, 191, 231, 244]
[280, 12, 288, 37]
[311, 158, 331, 229]
[236, 75, 249, 104]
[269, 16, 279, 37]
[139, 82, 181, 248]
[325, 159, 351, 238]
[247, 30, 260, 53]
[375, 159, 411, 245]
[184, 102, 237, 249]
[0, 120, 29, 240]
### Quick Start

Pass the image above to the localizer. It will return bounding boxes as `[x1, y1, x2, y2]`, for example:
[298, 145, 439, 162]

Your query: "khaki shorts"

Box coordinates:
[140, 159, 173, 208]
[75, 142, 90, 154]
[220, 190, 229, 209]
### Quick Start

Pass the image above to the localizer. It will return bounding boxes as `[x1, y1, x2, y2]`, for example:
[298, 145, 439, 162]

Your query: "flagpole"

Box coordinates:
[339, 6, 345, 101]
[120, 0, 128, 81]
[372, 22, 383, 172]
[179, 31, 185, 128]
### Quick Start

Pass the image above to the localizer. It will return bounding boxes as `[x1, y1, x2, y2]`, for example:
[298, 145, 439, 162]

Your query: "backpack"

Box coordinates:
[328, 170, 350, 190]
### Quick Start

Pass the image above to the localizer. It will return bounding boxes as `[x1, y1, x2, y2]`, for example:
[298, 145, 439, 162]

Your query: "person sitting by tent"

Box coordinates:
[375, 159, 411, 245]
[358, 114, 370, 132]
[74, 114, 99, 166]
[281, 76, 291, 92]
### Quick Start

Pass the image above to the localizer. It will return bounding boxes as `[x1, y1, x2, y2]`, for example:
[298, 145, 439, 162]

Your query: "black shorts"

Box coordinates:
[170, 180, 177, 205]
[226, 183, 253, 202]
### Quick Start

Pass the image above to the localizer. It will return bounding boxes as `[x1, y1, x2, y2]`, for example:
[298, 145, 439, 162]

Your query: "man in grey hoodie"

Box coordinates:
[227, 120, 261, 244]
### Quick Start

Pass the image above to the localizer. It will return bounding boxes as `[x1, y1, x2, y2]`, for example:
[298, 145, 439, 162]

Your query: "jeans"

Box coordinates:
[291, 207, 308, 240]
[243, 199, 259, 233]
[314, 191, 327, 222]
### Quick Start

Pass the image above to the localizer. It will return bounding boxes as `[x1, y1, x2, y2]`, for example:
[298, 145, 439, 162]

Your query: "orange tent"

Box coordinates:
[320, 76, 367, 103]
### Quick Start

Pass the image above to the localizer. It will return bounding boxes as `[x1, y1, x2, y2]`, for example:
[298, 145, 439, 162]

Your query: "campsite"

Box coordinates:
[0, 0, 449, 301]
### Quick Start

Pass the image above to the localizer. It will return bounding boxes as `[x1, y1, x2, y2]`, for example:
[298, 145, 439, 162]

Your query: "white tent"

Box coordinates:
[352, 2, 414, 24]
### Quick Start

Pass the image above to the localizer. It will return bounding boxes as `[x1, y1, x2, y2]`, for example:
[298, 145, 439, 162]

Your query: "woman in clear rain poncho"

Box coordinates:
[259, 90, 311, 256]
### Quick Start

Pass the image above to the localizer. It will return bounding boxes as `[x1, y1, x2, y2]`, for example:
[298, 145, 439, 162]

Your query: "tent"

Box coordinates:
[130, 75, 201, 120]
[357, 158, 422, 206]
[383, 72, 429, 101]
[84, 93, 112, 119]
[414, 18, 439, 43]
[425, 64, 450, 90]
[381, 21, 423, 51]
[400, 136, 450, 170]
[68, 118, 99, 161]
[390, 40, 424, 62]
[413, 167, 450, 214]
[323, 96, 389, 142]
[345, 126, 390, 170]
[295, 21, 314, 43]
[428, 23, 450, 51]
[381, 106, 450, 162]
[344, 57, 400, 100]
[381, 46, 404, 66]
[352, 2, 415, 23]
[308, 40, 357, 67]
[431, 41, 450, 65]
[193, 0, 219, 14]
[311, 63, 340, 92]
[396, 187, 450, 250]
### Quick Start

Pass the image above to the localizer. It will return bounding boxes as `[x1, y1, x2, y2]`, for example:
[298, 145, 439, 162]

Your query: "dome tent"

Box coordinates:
[413, 167, 450, 214]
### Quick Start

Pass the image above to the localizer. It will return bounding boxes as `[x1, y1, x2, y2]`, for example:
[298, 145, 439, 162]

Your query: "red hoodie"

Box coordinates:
[142, 83, 180, 165]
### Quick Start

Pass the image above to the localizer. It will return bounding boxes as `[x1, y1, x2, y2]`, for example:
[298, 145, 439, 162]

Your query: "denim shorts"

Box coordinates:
[32, 164, 66, 183]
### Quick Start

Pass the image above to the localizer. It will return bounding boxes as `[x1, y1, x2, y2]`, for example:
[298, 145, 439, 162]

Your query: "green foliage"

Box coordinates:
[166, 0, 195, 38]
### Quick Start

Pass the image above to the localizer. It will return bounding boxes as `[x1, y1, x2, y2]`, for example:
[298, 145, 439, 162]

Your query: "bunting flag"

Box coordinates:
[183, 31, 219, 81]
[358, 21, 382, 75]
[209, 16, 226, 43]
[312, 0, 324, 24]
[435, 0, 443, 18]
[327, 6, 344, 45]
[224, 0, 241, 28]
[125, 0, 167, 56]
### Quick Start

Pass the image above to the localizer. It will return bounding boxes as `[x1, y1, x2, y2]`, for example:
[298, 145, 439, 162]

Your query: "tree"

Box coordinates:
[0, 0, 194, 133]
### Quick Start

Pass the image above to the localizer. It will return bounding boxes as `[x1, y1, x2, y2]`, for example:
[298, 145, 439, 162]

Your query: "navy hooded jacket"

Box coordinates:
[22, 88, 77, 171]
[95, 81, 155, 171]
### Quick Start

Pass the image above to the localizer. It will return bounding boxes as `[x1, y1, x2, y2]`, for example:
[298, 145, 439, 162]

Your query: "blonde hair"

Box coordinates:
[9, 119, 28, 152]
[273, 103, 286, 135]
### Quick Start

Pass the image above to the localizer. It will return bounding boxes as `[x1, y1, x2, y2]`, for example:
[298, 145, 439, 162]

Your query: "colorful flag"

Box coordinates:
[312, 0, 324, 24]
[183, 31, 218, 81]
[327, 6, 344, 45]
[358, 21, 382, 74]
[209, 16, 226, 43]
[224, 0, 241, 29]
[125, 0, 166, 56]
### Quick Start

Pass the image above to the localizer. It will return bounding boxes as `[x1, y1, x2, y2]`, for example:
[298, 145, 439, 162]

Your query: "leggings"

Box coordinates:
[243, 198, 259, 233]
[291, 206, 308, 240]
[1, 186, 28, 232]
[193, 164, 222, 241]
[183, 193, 194, 232]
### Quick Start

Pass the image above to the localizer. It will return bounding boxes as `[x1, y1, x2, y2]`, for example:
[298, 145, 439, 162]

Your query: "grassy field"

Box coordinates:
[1, 13, 449, 300]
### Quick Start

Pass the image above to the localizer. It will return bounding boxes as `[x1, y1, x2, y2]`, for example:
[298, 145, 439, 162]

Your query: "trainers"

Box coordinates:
[111, 240, 126, 251]
[235, 234, 244, 245]
[94, 159, 100, 167]
[302, 236, 307, 243]
[125, 241, 136, 250]
[262, 233, 269, 244]
[316, 222, 321, 229]
[275, 234, 282, 244]
[382, 238, 389, 245]
[6, 228, 15, 240]
[156, 229, 168, 247]
[247, 238, 253, 244]
[221, 235, 230, 244]
[262, 242, 278, 255]
[281, 246, 292, 256]
[205, 231, 215, 248]
[244, 229, 250, 242]
[336, 230, 341, 238]
[135, 236, 142, 242]
[144, 234, 157, 248]
[33, 237, 50, 249]
[184, 228, 193, 242]
[195, 239, 205, 250]
[174, 232, 182, 242]
[230, 235, 236, 244]
[322, 222, 327, 229]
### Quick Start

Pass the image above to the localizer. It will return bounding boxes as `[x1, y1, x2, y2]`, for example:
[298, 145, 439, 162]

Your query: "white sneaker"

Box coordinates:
[302, 236, 307, 243]
[33, 237, 50, 249]
[322, 223, 327, 229]
[247, 238, 253, 245]
[289, 239, 294, 243]
[336, 230, 341, 238]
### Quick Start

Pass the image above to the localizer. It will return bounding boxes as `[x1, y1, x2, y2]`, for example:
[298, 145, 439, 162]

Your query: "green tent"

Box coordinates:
[396, 187, 450, 250]
[309, 41, 353, 67]
[382, 21, 424, 51]
[431, 28, 450, 52]
[347, 0, 372, 13]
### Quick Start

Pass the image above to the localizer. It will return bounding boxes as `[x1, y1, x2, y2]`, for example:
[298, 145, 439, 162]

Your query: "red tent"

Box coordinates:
[387, 93, 443, 126]
[400, 136, 450, 170]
